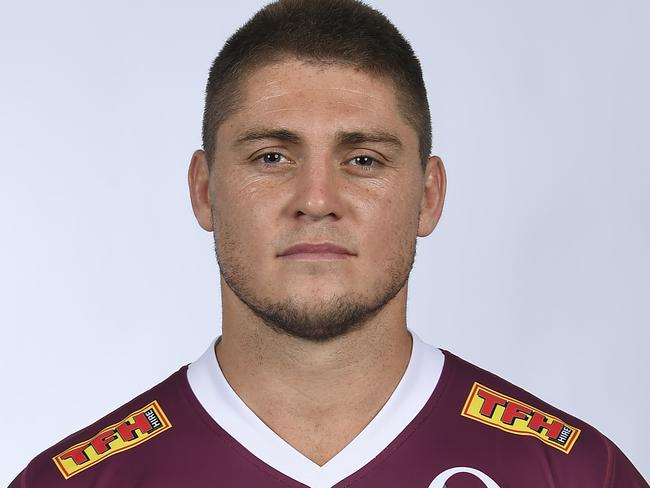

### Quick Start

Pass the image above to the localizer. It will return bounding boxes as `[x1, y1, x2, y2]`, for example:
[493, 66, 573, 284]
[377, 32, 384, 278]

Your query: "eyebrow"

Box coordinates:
[234, 128, 301, 146]
[336, 130, 403, 151]
[233, 127, 404, 152]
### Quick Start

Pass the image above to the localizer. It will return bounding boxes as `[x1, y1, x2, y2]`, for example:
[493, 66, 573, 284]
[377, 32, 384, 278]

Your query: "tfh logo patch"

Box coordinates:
[461, 382, 580, 453]
[53, 400, 172, 479]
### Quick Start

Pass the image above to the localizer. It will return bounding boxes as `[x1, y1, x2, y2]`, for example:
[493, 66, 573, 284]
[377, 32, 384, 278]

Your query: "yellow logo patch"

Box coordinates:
[53, 400, 172, 479]
[461, 382, 580, 454]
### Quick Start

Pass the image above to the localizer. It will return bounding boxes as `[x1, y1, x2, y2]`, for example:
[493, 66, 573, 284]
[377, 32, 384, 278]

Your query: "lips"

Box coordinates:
[278, 242, 354, 256]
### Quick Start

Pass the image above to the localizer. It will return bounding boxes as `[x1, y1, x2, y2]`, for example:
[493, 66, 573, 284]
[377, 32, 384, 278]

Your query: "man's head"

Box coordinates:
[189, 0, 446, 343]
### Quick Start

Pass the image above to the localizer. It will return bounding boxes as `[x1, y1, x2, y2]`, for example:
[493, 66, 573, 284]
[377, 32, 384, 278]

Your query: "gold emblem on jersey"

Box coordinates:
[53, 400, 172, 479]
[461, 382, 580, 453]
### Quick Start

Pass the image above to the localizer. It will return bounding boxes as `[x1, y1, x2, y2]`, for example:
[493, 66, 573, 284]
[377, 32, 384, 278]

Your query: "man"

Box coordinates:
[9, 0, 648, 487]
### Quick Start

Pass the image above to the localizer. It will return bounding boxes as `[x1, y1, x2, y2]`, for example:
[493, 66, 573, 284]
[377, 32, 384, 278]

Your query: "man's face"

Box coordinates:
[191, 58, 445, 342]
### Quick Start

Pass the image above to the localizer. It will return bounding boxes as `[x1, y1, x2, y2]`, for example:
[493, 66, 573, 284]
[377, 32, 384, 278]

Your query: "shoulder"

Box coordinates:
[441, 348, 591, 448]
[438, 349, 647, 486]
[10, 366, 191, 487]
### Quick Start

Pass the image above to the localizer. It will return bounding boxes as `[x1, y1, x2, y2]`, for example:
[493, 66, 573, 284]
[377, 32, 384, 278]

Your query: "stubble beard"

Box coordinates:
[212, 217, 417, 343]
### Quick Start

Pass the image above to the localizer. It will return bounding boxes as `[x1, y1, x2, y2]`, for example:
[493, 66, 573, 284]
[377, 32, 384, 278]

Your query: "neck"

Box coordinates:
[215, 280, 413, 465]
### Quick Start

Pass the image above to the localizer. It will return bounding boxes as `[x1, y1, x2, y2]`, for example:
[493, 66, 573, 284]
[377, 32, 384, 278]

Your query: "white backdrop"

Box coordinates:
[1, 0, 648, 484]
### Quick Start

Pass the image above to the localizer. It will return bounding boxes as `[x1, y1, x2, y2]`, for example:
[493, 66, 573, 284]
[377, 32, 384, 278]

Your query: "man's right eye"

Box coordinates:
[255, 152, 289, 166]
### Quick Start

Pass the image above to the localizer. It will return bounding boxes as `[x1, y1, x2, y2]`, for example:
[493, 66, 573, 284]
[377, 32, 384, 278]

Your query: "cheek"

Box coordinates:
[368, 185, 420, 236]
[359, 199, 418, 274]
[212, 176, 277, 253]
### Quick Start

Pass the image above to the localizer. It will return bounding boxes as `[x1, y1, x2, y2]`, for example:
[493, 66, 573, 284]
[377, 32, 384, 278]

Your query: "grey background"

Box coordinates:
[1, 0, 648, 484]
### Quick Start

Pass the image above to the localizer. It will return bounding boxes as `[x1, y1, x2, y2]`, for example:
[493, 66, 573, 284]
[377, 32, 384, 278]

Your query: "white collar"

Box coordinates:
[186, 330, 444, 488]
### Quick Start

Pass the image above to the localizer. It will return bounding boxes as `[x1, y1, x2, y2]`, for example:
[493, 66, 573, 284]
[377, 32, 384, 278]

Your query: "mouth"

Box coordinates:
[278, 251, 353, 261]
[277, 242, 356, 260]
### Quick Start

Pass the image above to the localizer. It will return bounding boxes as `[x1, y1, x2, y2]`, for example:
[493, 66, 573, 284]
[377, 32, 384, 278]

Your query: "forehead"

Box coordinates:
[218, 59, 418, 150]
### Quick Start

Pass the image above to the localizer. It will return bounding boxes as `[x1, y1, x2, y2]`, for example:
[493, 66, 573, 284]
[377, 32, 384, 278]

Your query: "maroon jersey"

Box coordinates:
[9, 332, 648, 487]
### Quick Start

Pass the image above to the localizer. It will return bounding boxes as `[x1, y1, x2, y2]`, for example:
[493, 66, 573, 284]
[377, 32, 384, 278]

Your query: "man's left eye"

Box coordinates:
[349, 155, 379, 169]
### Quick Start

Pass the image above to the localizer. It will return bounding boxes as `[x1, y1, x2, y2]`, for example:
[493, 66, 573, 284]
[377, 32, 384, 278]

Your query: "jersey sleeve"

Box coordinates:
[8, 469, 25, 488]
[602, 433, 649, 487]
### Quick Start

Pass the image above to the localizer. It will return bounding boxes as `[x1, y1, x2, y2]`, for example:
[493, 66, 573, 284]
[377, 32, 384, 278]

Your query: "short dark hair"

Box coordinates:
[202, 0, 432, 170]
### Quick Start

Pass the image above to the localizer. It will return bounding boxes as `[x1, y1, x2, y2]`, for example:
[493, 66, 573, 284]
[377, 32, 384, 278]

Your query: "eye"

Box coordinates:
[348, 155, 380, 171]
[254, 152, 290, 167]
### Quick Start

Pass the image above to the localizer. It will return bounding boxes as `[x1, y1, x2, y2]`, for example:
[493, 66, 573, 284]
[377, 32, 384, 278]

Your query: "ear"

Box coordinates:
[188, 149, 214, 231]
[417, 155, 447, 237]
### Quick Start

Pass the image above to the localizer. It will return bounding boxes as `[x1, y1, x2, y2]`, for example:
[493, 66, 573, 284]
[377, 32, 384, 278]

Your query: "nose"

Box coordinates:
[288, 158, 343, 221]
